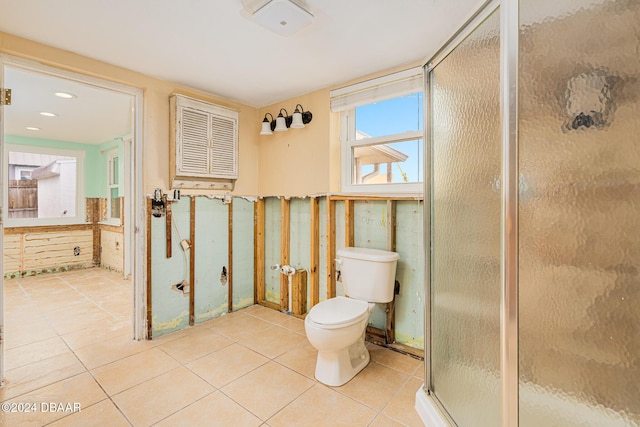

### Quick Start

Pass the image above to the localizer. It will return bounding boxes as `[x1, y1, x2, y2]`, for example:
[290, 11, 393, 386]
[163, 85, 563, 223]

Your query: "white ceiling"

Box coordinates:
[0, 0, 483, 143]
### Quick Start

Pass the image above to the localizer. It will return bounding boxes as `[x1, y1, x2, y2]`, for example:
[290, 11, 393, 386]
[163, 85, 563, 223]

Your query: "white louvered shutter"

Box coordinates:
[178, 107, 209, 174]
[210, 113, 238, 178]
[172, 95, 239, 182]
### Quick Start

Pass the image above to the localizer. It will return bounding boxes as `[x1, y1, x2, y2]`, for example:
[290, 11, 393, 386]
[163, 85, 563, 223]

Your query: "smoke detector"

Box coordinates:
[242, 0, 313, 36]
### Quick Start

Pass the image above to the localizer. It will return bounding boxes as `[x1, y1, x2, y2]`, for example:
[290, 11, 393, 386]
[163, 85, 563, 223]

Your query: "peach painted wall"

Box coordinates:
[0, 32, 260, 196]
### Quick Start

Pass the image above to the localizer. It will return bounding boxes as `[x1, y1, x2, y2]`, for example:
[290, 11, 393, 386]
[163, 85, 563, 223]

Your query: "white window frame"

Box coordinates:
[332, 67, 425, 195]
[3, 143, 85, 227]
[104, 147, 121, 225]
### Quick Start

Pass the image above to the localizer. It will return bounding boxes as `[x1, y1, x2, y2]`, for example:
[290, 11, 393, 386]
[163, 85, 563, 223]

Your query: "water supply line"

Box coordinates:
[270, 264, 297, 313]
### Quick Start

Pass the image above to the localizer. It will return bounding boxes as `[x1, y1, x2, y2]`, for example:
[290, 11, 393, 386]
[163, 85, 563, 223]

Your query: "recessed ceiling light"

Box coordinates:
[40, 112, 58, 117]
[26, 126, 41, 131]
[54, 92, 76, 99]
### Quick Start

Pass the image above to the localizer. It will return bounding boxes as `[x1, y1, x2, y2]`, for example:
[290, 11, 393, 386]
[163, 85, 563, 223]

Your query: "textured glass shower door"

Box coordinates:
[429, 9, 501, 426]
[518, 0, 640, 425]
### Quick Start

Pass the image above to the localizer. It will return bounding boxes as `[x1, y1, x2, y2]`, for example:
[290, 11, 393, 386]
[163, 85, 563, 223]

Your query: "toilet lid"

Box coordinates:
[308, 296, 369, 326]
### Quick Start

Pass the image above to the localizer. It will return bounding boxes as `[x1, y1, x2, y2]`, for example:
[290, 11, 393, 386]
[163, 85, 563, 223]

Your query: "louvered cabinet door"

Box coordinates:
[171, 94, 239, 183]
[177, 106, 210, 176]
[209, 113, 238, 179]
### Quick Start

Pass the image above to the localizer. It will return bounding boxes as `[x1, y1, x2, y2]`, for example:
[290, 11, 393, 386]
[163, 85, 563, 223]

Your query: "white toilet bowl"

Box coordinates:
[304, 296, 375, 386]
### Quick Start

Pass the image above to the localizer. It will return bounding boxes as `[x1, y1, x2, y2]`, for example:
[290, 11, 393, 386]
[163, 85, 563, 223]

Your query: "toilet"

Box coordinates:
[304, 247, 399, 386]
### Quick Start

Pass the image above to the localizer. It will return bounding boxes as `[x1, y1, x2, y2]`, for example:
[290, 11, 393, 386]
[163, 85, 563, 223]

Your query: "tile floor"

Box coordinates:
[1, 268, 425, 426]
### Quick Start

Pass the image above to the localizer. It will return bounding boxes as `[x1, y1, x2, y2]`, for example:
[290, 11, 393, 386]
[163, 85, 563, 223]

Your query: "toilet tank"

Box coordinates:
[337, 247, 399, 303]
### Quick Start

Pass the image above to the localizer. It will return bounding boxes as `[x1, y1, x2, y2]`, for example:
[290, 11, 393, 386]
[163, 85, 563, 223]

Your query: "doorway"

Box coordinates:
[0, 55, 145, 385]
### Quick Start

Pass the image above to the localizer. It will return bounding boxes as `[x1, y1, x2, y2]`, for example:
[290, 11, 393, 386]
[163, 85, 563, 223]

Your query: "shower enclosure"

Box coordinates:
[417, 0, 640, 426]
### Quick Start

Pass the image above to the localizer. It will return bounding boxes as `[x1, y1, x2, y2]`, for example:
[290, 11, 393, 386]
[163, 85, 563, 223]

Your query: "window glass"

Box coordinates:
[7, 150, 77, 219]
[355, 93, 423, 138]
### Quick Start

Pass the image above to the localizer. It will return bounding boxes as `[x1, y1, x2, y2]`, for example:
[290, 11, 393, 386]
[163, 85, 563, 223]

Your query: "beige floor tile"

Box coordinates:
[235, 325, 307, 359]
[0, 352, 86, 401]
[91, 347, 181, 395]
[61, 320, 130, 350]
[187, 343, 269, 388]
[5, 336, 72, 371]
[274, 341, 318, 380]
[48, 399, 130, 427]
[112, 366, 214, 426]
[370, 414, 411, 426]
[367, 344, 423, 375]
[268, 383, 377, 427]
[74, 334, 155, 370]
[209, 312, 272, 341]
[382, 377, 424, 427]
[246, 306, 291, 324]
[221, 361, 314, 421]
[155, 391, 262, 427]
[4, 321, 59, 350]
[277, 316, 306, 335]
[158, 328, 233, 364]
[333, 362, 409, 410]
[0, 372, 106, 427]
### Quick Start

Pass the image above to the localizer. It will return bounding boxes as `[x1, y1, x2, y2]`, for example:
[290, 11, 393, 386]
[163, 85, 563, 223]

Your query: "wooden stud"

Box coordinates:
[327, 197, 336, 299]
[280, 198, 290, 312]
[146, 197, 153, 339]
[228, 199, 233, 313]
[345, 199, 355, 248]
[189, 196, 196, 326]
[254, 199, 265, 304]
[291, 268, 307, 318]
[386, 200, 397, 344]
[309, 197, 320, 308]
[90, 198, 101, 266]
[166, 200, 172, 258]
[3, 224, 92, 235]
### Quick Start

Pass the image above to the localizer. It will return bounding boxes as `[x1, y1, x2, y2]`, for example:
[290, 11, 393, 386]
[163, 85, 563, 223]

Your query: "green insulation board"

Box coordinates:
[263, 197, 281, 304]
[289, 198, 311, 308]
[151, 197, 191, 338]
[232, 197, 255, 310]
[394, 200, 424, 349]
[193, 197, 229, 323]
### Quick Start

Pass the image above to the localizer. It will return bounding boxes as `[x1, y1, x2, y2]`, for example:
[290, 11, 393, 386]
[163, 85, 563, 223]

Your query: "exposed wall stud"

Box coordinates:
[228, 199, 233, 313]
[166, 200, 172, 258]
[280, 198, 291, 312]
[189, 196, 196, 326]
[146, 197, 153, 339]
[327, 197, 336, 299]
[310, 197, 320, 307]
[254, 198, 265, 304]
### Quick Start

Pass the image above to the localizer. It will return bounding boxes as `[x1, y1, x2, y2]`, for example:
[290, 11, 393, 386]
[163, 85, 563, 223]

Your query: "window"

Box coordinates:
[4, 144, 85, 226]
[331, 68, 424, 194]
[106, 148, 121, 224]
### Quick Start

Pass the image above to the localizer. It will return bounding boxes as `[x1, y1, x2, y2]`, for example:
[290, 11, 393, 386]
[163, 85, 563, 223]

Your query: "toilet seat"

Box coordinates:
[308, 296, 369, 329]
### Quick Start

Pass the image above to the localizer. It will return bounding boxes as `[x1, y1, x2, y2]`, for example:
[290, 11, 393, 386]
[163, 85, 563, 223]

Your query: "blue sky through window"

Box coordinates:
[355, 93, 424, 183]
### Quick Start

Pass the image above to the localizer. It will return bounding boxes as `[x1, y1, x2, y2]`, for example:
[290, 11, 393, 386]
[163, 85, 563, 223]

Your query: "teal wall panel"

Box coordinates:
[264, 197, 281, 304]
[353, 200, 388, 250]
[151, 197, 191, 337]
[232, 197, 255, 310]
[395, 201, 425, 349]
[194, 197, 229, 323]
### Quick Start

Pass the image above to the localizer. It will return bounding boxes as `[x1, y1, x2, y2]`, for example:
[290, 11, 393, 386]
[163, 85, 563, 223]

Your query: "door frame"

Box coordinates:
[0, 55, 147, 374]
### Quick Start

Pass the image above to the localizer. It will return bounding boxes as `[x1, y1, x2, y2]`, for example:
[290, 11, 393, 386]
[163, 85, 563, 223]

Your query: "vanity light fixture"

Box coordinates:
[260, 104, 313, 135]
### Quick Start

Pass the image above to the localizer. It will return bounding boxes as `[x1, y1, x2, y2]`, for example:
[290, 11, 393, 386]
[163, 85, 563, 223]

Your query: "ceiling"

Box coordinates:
[0, 0, 483, 143]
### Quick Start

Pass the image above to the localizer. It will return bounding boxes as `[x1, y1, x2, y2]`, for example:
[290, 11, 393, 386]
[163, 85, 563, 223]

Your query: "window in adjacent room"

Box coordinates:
[331, 67, 424, 194]
[4, 144, 85, 226]
[106, 147, 121, 224]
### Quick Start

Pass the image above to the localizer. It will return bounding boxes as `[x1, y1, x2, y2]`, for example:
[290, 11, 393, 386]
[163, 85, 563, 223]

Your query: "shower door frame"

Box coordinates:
[421, 0, 520, 425]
